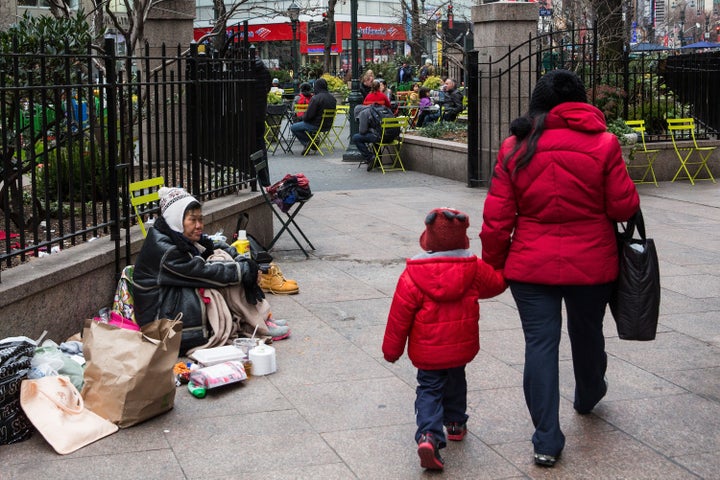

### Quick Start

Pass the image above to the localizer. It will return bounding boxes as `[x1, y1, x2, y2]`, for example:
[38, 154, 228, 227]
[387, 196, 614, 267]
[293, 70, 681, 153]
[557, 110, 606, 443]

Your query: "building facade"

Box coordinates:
[193, 0, 475, 74]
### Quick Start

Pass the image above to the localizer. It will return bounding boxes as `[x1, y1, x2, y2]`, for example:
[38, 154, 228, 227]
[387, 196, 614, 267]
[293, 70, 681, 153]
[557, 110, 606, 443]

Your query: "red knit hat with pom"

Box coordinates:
[419, 207, 470, 252]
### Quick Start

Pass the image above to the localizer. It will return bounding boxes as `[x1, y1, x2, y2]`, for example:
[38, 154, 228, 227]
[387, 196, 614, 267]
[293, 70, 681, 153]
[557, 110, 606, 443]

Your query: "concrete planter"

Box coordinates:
[401, 134, 468, 183]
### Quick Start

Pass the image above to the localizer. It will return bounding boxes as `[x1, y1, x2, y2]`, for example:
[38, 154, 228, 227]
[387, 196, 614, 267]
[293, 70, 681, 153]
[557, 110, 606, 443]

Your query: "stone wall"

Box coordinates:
[0, 0, 15, 30]
[401, 134, 720, 185]
[0, 192, 270, 343]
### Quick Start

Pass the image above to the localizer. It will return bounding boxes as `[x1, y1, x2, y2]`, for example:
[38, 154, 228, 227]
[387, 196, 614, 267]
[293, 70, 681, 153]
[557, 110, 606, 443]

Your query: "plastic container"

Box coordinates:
[248, 344, 276, 376]
[231, 230, 251, 258]
[188, 361, 247, 389]
[189, 345, 245, 367]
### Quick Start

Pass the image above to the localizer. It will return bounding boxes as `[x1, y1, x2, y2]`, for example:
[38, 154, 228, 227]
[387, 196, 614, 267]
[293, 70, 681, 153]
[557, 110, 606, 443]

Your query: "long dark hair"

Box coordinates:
[502, 113, 548, 173]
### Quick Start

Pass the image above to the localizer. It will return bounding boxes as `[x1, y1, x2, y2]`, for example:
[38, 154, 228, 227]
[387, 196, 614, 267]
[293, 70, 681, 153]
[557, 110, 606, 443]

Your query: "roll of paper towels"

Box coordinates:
[248, 344, 276, 376]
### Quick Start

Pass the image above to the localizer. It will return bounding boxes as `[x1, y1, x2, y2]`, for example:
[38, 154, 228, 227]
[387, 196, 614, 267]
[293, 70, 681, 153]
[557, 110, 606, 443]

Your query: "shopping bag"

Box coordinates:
[20, 375, 118, 454]
[609, 209, 661, 341]
[81, 315, 182, 428]
[0, 336, 36, 445]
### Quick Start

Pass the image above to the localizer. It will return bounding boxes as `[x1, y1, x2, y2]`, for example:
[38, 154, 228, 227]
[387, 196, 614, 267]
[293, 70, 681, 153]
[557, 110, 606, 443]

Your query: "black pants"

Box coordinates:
[414, 365, 469, 448]
[509, 281, 612, 456]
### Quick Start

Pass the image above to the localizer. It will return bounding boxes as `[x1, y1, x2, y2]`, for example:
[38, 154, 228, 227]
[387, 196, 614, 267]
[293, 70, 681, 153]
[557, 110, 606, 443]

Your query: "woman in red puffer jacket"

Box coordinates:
[480, 70, 639, 468]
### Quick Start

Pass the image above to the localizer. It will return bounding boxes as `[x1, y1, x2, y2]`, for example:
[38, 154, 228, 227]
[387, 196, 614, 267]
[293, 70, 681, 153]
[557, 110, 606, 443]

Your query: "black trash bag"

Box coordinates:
[0, 337, 36, 445]
[609, 210, 661, 341]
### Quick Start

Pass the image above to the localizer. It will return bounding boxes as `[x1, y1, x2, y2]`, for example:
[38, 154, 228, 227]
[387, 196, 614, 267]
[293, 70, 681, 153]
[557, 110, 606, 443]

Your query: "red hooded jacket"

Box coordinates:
[480, 102, 640, 285]
[382, 252, 506, 370]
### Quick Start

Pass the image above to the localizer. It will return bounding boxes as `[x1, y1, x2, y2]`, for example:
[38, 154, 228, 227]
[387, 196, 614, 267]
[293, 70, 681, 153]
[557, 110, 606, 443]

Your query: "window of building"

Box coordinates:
[18, 0, 79, 7]
[18, 0, 52, 7]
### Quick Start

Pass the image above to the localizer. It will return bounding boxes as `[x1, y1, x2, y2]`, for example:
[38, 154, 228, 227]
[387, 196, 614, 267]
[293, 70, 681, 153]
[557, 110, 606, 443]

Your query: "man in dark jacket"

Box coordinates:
[440, 78, 464, 121]
[423, 78, 464, 125]
[351, 104, 381, 167]
[397, 62, 413, 84]
[289, 78, 337, 153]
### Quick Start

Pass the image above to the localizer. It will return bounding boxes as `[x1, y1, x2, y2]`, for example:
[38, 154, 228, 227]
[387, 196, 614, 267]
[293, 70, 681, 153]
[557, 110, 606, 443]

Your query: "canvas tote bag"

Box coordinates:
[81, 315, 182, 428]
[20, 375, 118, 454]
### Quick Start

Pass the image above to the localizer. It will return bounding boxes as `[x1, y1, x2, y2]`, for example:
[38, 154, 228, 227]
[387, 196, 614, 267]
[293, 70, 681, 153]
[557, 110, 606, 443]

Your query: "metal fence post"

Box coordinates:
[467, 50, 480, 187]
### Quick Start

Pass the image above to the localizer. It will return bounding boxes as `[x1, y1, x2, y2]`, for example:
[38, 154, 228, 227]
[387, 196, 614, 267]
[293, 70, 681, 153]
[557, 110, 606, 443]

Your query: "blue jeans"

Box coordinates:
[290, 121, 318, 147]
[352, 132, 379, 160]
[509, 281, 612, 457]
[421, 112, 440, 126]
[414, 366, 469, 448]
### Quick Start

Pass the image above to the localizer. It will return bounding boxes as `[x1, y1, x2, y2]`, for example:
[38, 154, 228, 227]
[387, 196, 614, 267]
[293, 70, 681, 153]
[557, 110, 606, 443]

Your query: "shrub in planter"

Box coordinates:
[607, 118, 636, 145]
[422, 75, 443, 91]
[321, 74, 349, 98]
[417, 121, 467, 142]
[35, 137, 110, 203]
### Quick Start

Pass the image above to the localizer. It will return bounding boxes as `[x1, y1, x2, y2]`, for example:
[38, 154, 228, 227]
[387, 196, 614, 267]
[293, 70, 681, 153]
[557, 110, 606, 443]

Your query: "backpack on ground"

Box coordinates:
[369, 105, 400, 141]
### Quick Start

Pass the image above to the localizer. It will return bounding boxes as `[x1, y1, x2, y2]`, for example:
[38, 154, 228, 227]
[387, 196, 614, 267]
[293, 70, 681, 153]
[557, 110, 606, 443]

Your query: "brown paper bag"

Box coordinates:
[81, 315, 182, 428]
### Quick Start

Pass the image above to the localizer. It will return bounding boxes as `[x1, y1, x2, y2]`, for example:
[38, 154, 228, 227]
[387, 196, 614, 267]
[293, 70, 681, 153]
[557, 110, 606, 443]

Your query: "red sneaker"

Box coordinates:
[445, 422, 467, 441]
[417, 433, 444, 470]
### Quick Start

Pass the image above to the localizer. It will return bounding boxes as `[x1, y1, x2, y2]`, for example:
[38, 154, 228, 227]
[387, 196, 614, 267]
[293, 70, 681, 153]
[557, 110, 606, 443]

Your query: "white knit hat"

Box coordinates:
[158, 187, 198, 234]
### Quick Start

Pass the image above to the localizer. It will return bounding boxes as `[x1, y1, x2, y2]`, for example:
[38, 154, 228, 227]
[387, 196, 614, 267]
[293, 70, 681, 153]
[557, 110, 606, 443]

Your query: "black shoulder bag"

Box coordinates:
[609, 209, 661, 341]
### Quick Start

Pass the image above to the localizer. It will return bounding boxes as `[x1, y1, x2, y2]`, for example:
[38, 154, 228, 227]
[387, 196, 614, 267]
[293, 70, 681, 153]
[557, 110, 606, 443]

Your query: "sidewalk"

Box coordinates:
[2, 144, 720, 479]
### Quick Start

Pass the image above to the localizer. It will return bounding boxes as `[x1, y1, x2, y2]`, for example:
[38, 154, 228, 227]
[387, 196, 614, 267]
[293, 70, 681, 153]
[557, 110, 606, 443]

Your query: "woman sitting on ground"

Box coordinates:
[133, 187, 290, 355]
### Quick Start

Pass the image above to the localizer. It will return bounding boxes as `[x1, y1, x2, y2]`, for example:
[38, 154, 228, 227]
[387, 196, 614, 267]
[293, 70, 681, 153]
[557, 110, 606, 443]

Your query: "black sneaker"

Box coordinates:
[445, 422, 467, 441]
[417, 432, 444, 470]
[534, 452, 559, 467]
[575, 376, 608, 415]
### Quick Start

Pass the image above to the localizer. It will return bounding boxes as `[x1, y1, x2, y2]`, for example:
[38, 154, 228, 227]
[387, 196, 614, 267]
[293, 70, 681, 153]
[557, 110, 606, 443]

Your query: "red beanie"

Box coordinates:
[419, 207, 470, 252]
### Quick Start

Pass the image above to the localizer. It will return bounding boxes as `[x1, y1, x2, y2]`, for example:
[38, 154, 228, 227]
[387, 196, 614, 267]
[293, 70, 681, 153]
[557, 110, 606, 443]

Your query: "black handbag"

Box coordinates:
[609, 209, 661, 341]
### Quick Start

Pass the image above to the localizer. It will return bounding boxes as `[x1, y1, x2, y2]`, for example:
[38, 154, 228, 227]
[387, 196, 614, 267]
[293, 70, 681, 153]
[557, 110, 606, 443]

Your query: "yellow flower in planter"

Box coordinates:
[267, 91, 283, 105]
[321, 74, 349, 98]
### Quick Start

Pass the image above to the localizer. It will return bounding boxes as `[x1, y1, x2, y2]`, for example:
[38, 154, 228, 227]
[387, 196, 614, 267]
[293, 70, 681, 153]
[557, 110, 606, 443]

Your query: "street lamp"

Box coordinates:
[287, 2, 300, 90]
[342, 0, 363, 162]
[679, 6, 686, 46]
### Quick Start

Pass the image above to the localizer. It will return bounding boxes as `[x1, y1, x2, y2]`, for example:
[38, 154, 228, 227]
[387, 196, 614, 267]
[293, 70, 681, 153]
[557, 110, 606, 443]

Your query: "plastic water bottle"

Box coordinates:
[231, 230, 251, 259]
[187, 381, 207, 398]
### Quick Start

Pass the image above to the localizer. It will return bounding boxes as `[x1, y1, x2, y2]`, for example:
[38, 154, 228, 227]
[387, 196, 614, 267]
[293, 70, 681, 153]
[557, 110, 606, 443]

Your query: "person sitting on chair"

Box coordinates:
[363, 80, 391, 109]
[417, 87, 437, 128]
[352, 104, 382, 167]
[422, 78, 464, 125]
[269, 78, 283, 95]
[289, 78, 337, 154]
[293, 82, 313, 122]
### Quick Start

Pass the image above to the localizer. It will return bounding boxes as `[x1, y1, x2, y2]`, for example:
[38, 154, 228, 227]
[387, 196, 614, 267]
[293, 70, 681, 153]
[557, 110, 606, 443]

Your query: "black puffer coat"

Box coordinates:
[133, 216, 251, 352]
[304, 78, 337, 129]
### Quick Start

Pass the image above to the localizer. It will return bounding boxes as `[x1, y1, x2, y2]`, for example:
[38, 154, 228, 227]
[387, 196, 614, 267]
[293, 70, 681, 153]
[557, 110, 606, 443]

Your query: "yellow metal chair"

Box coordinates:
[302, 108, 336, 156]
[265, 103, 289, 155]
[667, 118, 717, 185]
[625, 120, 659, 187]
[328, 104, 350, 151]
[368, 116, 409, 173]
[129, 176, 165, 237]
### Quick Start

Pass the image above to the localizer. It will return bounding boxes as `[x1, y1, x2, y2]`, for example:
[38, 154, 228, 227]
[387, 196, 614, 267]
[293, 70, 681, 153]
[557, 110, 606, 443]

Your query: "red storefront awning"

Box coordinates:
[194, 21, 406, 54]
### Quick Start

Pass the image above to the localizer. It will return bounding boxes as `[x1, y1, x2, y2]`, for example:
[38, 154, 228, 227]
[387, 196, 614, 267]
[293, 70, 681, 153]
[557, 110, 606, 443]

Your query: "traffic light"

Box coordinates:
[322, 11, 328, 23]
[447, 2, 454, 29]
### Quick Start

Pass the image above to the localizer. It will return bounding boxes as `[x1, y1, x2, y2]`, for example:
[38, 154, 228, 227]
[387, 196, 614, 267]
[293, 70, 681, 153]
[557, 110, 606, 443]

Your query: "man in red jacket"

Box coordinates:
[480, 70, 640, 468]
[382, 208, 506, 471]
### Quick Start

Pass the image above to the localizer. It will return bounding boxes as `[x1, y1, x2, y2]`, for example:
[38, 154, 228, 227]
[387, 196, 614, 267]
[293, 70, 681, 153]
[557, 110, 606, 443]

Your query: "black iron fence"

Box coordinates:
[1, 36, 259, 281]
[466, 24, 720, 186]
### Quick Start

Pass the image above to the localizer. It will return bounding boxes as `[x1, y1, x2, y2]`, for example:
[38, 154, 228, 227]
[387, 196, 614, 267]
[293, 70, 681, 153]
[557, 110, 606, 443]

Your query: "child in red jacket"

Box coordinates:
[382, 207, 506, 471]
